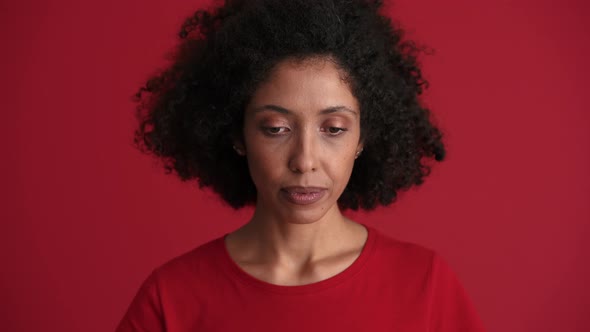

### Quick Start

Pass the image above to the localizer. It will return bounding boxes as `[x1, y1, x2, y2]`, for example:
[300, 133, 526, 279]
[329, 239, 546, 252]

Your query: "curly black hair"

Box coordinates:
[133, 0, 446, 210]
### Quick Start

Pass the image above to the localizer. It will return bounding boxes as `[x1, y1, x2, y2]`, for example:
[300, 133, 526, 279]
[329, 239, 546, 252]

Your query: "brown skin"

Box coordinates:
[227, 57, 367, 286]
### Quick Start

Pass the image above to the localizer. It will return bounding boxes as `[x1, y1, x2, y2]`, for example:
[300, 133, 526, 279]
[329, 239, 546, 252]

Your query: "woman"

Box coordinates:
[117, 0, 486, 331]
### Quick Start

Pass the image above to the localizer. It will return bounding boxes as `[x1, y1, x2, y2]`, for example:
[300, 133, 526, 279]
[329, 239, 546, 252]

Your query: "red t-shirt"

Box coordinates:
[116, 224, 486, 331]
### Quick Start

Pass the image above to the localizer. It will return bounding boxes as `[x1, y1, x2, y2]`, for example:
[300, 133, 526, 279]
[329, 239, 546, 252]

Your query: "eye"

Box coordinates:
[263, 127, 290, 136]
[323, 127, 347, 136]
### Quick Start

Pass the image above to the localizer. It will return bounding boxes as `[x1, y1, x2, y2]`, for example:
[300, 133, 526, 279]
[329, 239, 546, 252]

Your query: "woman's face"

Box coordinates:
[237, 57, 363, 224]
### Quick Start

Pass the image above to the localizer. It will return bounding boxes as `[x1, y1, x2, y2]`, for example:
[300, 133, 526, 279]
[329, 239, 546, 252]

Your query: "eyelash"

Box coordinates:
[262, 127, 347, 136]
[264, 127, 289, 135]
[322, 127, 348, 135]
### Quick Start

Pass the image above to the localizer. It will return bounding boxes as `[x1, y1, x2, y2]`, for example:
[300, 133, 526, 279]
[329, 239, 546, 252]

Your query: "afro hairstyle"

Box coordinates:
[133, 0, 446, 210]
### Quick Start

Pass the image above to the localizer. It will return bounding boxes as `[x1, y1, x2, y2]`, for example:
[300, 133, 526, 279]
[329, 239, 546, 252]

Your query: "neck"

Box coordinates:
[237, 203, 354, 270]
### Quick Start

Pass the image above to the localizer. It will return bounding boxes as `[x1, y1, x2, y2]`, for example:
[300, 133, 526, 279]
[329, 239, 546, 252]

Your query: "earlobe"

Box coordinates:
[232, 142, 246, 156]
[355, 148, 363, 159]
[355, 143, 364, 159]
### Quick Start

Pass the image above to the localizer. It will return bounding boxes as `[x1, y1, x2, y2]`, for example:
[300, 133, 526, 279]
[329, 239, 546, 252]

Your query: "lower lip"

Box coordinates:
[280, 189, 326, 205]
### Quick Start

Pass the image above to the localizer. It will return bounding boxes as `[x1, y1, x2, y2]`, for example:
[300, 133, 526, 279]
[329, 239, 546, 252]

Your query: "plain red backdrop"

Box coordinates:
[2, 0, 588, 331]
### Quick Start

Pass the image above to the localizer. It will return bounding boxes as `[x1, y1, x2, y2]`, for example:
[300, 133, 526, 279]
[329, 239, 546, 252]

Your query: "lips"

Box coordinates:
[280, 186, 327, 205]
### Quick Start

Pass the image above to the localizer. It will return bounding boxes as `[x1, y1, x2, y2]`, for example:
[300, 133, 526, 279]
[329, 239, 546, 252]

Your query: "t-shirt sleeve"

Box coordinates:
[115, 269, 166, 332]
[426, 252, 487, 332]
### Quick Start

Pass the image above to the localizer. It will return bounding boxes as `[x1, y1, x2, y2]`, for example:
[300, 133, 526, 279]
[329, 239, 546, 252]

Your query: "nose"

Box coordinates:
[288, 129, 319, 173]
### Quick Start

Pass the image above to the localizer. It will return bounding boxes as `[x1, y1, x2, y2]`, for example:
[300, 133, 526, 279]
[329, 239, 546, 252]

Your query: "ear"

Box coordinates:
[355, 141, 364, 159]
[232, 140, 246, 156]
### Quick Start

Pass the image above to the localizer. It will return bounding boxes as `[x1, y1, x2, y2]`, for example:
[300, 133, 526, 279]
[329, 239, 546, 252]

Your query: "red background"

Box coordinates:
[2, 0, 589, 331]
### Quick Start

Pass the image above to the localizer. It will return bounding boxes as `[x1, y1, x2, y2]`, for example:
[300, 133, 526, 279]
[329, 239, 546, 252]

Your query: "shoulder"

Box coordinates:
[116, 236, 226, 331]
[149, 235, 226, 289]
[368, 226, 467, 288]
[368, 225, 437, 274]
[372, 226, 435, 257]
[367, 226, 486, 330]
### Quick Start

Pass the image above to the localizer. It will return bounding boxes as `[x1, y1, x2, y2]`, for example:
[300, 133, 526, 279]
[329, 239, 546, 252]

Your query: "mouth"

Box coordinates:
[280, 186, 327, 205]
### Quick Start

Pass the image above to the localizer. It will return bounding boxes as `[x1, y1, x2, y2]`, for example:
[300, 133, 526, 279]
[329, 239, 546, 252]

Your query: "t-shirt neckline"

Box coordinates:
[218, 223, 377, 295]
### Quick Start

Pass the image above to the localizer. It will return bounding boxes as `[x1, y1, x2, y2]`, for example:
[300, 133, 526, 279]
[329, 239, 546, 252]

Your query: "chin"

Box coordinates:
[278, 201, 340, 225]
[255, 191, 342, 224]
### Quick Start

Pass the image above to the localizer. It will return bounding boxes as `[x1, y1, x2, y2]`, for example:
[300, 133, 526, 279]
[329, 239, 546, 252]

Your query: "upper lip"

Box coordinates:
[281, 186, 327, 193]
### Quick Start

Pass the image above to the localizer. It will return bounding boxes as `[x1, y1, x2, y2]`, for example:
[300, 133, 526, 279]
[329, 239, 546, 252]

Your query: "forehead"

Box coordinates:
[246, 57, 359, 116]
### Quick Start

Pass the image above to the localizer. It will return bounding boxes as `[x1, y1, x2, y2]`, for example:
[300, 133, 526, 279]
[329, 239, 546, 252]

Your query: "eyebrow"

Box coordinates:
[252, 104, 358, 117]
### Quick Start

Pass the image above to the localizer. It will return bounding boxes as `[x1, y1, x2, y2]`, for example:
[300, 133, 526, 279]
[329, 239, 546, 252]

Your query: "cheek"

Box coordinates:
[326, 150, 356, 183]
[245, 148, 285, 185]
